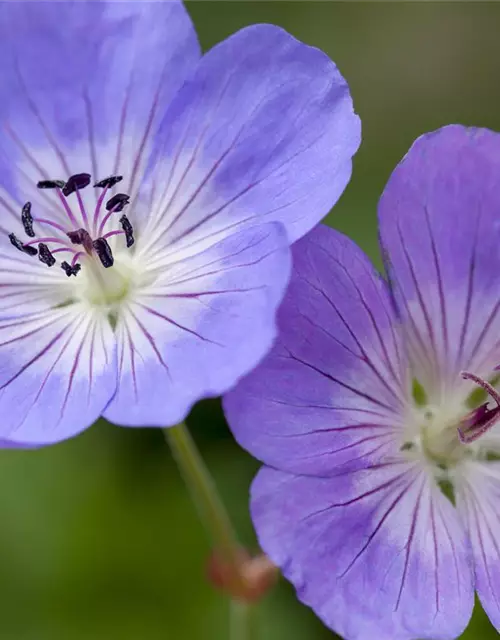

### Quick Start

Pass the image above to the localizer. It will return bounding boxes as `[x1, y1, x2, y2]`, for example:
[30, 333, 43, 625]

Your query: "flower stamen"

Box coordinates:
[38, 242, 56, 267]
[61, 261, 81, 277]
[9, 172, 134, 277]
[36, 179, 65, 190]
[93, 183, 111, 233]
[105, 193, 130, 213]
[92, 237, 114, 268]
[21, 202, 35, 237]
[9, 232, 37, 256]
[102, 230, 125, 241]
[71, 251, 84, 266]
[61, 173, 91, 197]
[92, 176, 123, 234]
[120, 214, 134, 248]
[458, 371, 500, 443]
[24, 236, 73, 252]
[93, 175, 123, 189]
[54, 186, 79, 227]
[51, 247, 77, 256]
[97, 196, 130, 237]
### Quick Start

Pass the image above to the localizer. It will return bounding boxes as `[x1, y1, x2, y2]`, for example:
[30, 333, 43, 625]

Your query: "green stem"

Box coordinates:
[230, 601, 253, 640]
[163, 421, 242, 586]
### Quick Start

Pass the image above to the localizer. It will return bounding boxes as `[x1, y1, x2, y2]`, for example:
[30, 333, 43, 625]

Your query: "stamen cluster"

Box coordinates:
[8, 172, 135, 276]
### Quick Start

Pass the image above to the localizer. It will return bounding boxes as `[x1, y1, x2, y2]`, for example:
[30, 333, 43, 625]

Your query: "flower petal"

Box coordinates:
[224, 225, 407, 475]
[252, 463, 473, 640]
[138, 23, 360, 259]
[378, 125, 500, 400]
[0, 237, 77, 317]
[455, 460, 500, 631]
[0, 304, 117, 444]
[104, 223, 290, 427]
[0, 0, 200, 212]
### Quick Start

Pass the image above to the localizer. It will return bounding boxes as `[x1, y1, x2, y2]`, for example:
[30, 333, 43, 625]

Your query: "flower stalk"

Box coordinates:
[164, 422, 242, 571]
[230, 601, 254, 640]
[164, 422, 253, 639]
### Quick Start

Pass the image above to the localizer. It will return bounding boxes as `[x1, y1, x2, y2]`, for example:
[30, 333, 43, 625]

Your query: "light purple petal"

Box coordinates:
[0, 0, 200, 214]
[104, 222, 290, 427]
[0, 305, 117, 444]
[252, 463, 473, 640]
[0, 243, 71, 317]
[378, 125, 500, 400]
[224, 224, 407, 475]
[455, 460, 500, 631]
[139, 23, 360, 258]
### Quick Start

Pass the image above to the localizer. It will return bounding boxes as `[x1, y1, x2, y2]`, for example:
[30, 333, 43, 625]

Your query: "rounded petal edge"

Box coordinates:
[252, 463, 474, 640]
[141, 23, 361, 257]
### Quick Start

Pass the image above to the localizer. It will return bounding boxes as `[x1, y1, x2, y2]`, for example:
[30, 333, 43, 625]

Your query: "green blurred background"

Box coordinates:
[2, 2, 500, 638]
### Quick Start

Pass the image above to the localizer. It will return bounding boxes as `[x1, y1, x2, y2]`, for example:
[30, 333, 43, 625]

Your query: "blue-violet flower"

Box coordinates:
[0, 1, 360, 445]
[225, 125, 500, 639]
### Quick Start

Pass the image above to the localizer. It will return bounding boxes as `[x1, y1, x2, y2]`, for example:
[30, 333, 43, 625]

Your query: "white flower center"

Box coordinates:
[8, 171, 151, 327]
[401, 381, 497, 473]
[67, 248, 158, 334]
[415, 403, 469, 465]
[75, 251, 134, 308]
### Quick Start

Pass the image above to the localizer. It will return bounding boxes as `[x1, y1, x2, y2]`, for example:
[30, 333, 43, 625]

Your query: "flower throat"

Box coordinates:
[407, 371, 500, 469]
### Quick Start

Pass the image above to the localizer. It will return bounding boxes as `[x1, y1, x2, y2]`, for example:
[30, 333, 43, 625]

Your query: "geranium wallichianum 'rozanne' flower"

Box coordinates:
[0, 1, 360, 446]
[225, 126, 500, 639]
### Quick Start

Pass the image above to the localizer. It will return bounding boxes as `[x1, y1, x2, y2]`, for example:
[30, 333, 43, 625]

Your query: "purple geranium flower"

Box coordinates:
[225, 125, 500, 639]
[0, 1, 360, 446]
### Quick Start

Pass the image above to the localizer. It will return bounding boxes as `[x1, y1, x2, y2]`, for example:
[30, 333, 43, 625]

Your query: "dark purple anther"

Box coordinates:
[38, 243, 56, 267]
[61, 261, 81, 277]
[67, 228, 93, 253]
[62, 173, 91, 197]
[105, 193, 130, 212]
[94, 175, 123, 189]
[9, 233, 37, 256]
[119, 214, 134, 248]
[93, 237, 114, 268]
[37, 179, 66, 189]
[458, 371, 500, 443]
[21, 202, 35, 237]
